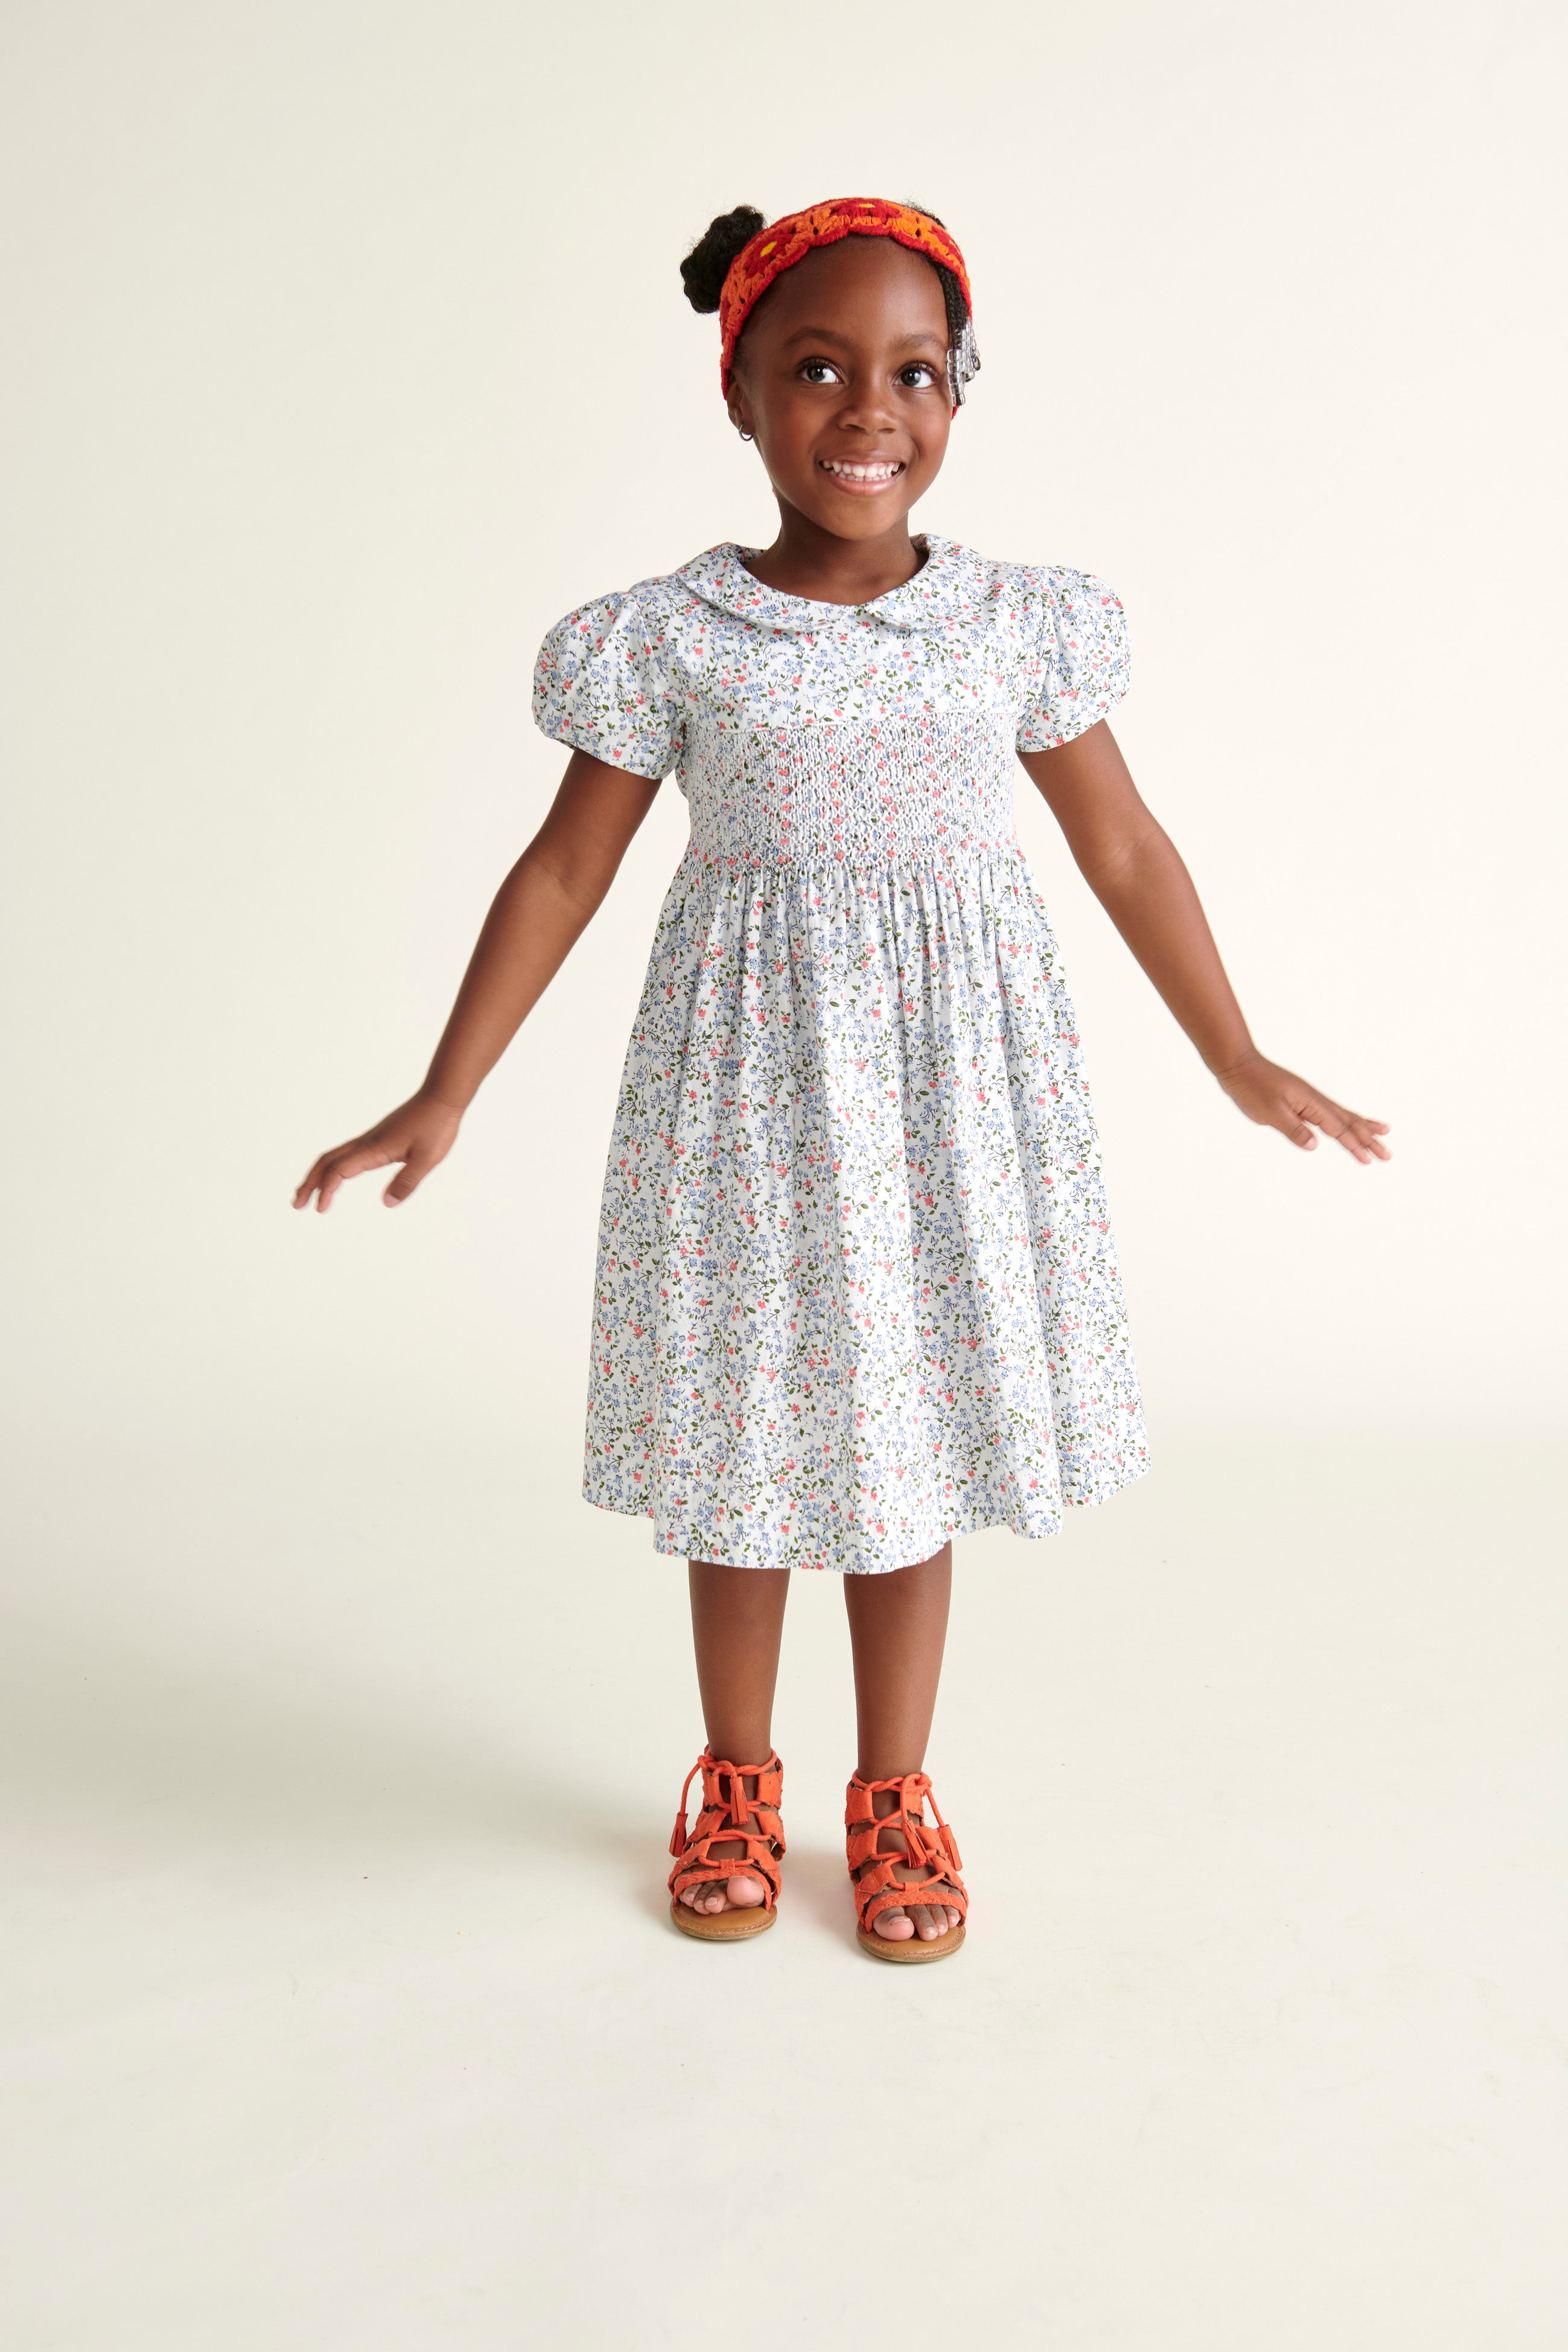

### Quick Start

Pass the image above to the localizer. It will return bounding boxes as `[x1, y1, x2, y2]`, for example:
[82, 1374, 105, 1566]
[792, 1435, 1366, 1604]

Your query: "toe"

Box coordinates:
[726, 1873, 765, 1909]
[873, 1907, 914, 1941]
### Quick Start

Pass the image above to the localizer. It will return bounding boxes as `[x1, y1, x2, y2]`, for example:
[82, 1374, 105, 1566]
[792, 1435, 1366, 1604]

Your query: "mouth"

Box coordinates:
[817, 456, 907, 495]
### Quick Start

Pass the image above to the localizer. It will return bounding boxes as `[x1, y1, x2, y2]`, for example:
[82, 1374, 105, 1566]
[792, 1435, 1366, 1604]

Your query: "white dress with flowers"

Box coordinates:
[533, 537, 1148, 1573]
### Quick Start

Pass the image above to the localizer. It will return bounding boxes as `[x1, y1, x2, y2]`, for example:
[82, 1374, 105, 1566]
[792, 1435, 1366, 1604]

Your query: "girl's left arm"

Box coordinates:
[1019, 724, 1390, 1162]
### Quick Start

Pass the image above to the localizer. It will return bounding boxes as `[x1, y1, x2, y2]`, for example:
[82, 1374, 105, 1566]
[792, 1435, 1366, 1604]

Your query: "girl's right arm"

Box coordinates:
[1021, 723, 1389, 1161]
[292, 750, 661, 1211]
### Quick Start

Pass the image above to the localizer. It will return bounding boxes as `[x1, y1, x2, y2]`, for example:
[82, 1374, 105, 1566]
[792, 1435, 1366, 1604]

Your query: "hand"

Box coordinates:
[292, 1091, 463, 1213]
[1215, 1052, 1391, 1164]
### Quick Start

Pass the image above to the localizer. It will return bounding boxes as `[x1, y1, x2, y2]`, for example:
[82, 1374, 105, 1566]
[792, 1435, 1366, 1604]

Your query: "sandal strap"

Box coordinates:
[670, 1748, 785, 1851]
[668, 1749, 786, 1908]
[844, 1769, 967, 1933]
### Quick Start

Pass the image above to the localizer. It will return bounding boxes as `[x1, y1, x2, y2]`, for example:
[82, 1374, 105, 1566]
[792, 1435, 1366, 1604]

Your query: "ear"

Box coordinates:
[726, 386, 755, 439]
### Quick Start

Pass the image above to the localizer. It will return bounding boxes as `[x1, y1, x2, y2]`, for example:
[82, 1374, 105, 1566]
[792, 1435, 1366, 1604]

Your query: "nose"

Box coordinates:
[832, 373, 900, 436]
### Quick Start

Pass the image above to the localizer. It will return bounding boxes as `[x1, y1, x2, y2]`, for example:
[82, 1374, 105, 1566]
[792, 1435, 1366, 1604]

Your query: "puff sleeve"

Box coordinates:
[532, 590, 685, 780]
[1015, 567, 1130, 752]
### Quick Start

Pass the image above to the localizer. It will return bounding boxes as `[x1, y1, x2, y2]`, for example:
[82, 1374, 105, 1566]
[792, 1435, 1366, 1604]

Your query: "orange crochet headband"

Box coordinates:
[718, 197, 980, 411]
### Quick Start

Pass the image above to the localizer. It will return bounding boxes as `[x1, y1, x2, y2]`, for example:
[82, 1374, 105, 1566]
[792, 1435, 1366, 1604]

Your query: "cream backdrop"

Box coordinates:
[3, 0, 1563, 1479]
[5, 9, 1567, 2348]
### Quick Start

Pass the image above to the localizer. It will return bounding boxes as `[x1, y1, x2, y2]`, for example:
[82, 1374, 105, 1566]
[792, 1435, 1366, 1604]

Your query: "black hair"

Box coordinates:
[680, 206, 767, 312]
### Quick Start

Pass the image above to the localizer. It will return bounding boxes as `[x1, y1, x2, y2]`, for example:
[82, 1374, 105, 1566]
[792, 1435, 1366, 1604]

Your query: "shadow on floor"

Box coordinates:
[0, 1596, 885, 1951]
[0, 1603, 664, 1882]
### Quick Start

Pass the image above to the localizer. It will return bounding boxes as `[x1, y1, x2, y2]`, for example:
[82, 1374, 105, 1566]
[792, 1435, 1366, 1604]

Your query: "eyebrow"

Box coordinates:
[775, 323, 947, 351]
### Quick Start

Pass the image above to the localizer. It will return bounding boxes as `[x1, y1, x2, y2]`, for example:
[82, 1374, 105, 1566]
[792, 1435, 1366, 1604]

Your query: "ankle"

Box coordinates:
[704, 1737, 774, 1772]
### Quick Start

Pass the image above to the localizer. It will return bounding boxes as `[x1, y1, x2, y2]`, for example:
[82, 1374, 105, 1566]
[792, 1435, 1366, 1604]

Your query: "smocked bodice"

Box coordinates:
[532, 539, 1131, 865]
[680, 711, 1019, 872]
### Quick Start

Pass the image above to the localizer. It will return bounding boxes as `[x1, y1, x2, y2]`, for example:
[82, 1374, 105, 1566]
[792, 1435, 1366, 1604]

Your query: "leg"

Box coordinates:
[843, 1543, 961, 1943]
[689, 1560, 791, 1761]
[843, 1541, 952, 1780]
[678, 1561, 791, 1915]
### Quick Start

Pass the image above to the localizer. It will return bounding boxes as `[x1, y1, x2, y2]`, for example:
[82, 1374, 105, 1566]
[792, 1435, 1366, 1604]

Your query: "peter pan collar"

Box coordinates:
[674, 535, 987, 634]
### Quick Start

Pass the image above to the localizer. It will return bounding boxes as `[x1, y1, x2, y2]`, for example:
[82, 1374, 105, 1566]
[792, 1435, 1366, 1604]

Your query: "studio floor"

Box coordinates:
[2, 1430, 1561, 2350]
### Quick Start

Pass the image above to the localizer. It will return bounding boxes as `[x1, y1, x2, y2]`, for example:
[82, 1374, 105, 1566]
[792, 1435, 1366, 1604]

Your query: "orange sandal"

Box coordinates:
[668, 1748, 786, 1942]
[846, 1768, 967, 1963]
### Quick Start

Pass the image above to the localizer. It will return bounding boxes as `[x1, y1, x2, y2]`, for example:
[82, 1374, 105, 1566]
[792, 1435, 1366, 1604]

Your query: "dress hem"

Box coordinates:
[579, 1457, 1151, 1573]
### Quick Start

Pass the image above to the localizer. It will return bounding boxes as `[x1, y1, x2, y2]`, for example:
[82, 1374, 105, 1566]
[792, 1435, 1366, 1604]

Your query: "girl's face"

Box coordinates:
[727, 237, 953, 541]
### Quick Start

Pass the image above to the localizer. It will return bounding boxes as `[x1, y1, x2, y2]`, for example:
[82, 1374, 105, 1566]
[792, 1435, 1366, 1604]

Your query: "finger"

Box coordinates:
[383, 1145, 437, 1206]
[310, 1141, 397, 1212]
[313, 1161, 354, 1212]
[1301, 1099, 1369, 1162]
[294, 1146, 369, 1209]
[292, 1156, 332, 1209]
[1298, 1092, 1395, 1165]
[1328, 1126, 1375, 1164]
[1308, 1098, 1383, 1165]
[1343, 1113, 1393, 1162]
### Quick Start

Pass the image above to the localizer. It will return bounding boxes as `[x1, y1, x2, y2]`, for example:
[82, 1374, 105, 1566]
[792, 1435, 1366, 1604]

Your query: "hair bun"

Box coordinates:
[680, 206, 766, 313]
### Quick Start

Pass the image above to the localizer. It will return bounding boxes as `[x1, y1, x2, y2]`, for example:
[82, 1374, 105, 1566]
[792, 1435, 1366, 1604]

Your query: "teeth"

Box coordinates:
[823, 461, 903, 480]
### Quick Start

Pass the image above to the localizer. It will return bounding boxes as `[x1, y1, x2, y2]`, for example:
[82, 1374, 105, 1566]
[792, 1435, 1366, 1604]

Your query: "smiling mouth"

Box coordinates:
[818, 457, 907, 492]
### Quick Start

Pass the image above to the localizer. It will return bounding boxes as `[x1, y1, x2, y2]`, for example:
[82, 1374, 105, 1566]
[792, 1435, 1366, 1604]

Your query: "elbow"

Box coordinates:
[1076, 819, 1171, 899]
[518, 838, 617, 925]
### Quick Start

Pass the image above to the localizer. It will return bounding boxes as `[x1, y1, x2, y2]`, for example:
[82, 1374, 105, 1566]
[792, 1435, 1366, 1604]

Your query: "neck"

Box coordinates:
[741, 500, 926, 605]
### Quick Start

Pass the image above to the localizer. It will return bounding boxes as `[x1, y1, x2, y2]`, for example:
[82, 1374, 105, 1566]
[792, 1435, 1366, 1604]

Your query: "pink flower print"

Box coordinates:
[553, 550, 1144, 1564]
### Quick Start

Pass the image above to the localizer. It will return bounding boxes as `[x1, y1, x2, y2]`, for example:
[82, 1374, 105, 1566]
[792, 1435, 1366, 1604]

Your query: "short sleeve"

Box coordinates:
[532, 590, 685, 780]
[1015, 567, 1130, 752]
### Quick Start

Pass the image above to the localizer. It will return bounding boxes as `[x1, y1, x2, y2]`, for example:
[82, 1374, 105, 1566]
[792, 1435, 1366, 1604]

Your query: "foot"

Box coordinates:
[854, 1786, 963, 1943]
[676, 1771, 775, 1916]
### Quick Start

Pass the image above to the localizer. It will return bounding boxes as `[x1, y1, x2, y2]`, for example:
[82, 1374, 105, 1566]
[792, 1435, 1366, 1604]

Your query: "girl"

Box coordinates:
[295, 198, 1389, 1964]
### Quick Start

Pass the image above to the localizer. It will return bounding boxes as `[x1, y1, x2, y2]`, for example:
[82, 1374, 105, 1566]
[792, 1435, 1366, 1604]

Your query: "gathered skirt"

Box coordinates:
[583, 845, 1147, 1572]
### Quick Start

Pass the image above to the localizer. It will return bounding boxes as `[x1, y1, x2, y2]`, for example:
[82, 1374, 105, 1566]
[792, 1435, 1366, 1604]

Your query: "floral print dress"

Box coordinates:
[533, 537, 1148, 1573]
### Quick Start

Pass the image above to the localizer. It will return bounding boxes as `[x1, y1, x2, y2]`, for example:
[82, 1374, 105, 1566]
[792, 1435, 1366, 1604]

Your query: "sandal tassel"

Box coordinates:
[669, 1756, 704, 1858]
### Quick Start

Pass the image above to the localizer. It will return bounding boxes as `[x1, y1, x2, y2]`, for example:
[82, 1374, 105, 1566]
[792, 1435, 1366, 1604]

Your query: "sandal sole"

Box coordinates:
[670, 1898, 778, 1942]
[856, 1923, 966, 1965]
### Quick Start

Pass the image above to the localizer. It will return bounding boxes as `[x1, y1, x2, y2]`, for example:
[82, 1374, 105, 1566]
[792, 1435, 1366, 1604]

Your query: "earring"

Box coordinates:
[738, 428, 754, 442]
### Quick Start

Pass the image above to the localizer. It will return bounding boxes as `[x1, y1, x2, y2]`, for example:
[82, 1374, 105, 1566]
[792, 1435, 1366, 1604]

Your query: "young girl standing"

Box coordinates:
[295, 198, 1389, 1963]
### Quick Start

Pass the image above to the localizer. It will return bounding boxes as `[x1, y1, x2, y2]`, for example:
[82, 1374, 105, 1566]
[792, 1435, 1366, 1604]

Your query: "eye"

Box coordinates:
[798, 359, 844, 386]
[899, 363, 940, 389]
